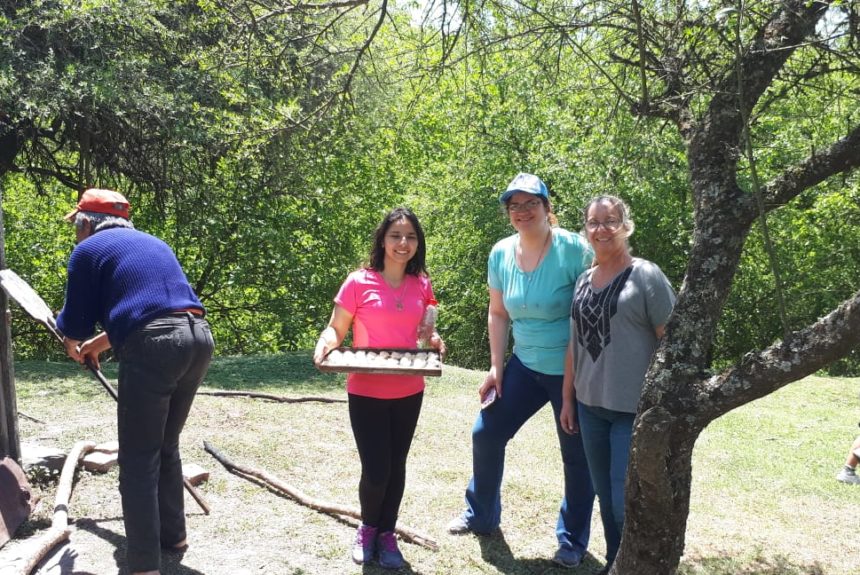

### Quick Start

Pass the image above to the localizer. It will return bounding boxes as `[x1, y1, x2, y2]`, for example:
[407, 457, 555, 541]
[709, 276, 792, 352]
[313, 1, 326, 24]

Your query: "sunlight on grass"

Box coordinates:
[6, 356, 859, 574]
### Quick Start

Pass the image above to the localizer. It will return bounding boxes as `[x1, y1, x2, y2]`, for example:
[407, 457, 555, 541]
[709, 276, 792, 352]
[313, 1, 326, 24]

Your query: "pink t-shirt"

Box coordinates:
[334, 268, 435, 399]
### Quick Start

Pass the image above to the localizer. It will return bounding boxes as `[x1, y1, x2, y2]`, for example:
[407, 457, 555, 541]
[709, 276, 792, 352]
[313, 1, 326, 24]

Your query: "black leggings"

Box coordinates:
[348, 392, 423, 531]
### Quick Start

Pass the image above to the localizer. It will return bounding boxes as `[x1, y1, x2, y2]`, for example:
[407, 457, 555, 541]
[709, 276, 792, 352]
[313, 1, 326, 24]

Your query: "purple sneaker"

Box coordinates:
[376, 531, 404, 569]
[352, 524, 377, 564]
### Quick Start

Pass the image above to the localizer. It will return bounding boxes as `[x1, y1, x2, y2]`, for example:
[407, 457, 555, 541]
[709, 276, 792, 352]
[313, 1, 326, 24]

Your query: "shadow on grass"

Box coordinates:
[472, 530, 603, 574]
[201, 351, 344, 394]
[14, 351, 345, 398]
[11, 516, 53, 538]
[74, 517, 206, 575]
[466, 539, 831, 575]
[13, 360, 109, 401]
[679, 551, 828, 575]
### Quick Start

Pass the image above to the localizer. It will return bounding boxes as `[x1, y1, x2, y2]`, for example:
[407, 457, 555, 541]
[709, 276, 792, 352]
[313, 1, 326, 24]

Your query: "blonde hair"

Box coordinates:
[582, 195, 634, 238]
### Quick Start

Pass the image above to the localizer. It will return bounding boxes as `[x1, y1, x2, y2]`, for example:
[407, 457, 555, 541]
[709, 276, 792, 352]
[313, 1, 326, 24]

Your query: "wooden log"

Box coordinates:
[52, 441, 95, 530]
[81, 450, 117, 473]
[182, 463, 210, 486]
[12, 527, 70, 575]
[183, 476, 210, 515]
[203, 441, 438, 551]
[9, 440, 94, 575]
[197, 390, 346, 404]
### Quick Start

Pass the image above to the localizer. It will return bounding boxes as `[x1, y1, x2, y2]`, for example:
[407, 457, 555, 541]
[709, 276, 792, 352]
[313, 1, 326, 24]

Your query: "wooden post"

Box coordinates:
[0, 180, 21, 462]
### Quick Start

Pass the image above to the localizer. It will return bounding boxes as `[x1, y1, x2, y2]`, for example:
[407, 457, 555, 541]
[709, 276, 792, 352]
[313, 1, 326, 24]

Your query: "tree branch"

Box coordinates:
[22, 165, 81, 191]
[752, 123, 860, 211]
[258, 0, 369, 22]
[203, 441, 439, 550]
[698, 288, 860, 421]
[700, 1, 830, 152]
[340, 0, 387, 95]
[197, 389, 346, 403]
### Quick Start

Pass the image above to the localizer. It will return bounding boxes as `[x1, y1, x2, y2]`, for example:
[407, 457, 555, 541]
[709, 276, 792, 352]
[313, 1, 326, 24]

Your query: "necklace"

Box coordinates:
[395, 280, 407, 311]
[517, 228, 552, 309]
[384, 274, 408, 311]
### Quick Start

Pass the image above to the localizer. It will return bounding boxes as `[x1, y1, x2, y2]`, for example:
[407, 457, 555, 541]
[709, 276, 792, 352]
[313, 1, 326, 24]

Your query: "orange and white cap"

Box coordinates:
[64, 188, 130, 221]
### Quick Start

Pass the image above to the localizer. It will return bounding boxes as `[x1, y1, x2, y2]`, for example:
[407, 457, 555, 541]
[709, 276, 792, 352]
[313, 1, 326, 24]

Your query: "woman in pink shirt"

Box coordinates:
[313, 207, 445, 569]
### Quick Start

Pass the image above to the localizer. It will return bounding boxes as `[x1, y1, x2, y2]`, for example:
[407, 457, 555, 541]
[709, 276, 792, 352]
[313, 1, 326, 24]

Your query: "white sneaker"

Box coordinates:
[446, 514, 471, 534]
[836, 467, 860, 485]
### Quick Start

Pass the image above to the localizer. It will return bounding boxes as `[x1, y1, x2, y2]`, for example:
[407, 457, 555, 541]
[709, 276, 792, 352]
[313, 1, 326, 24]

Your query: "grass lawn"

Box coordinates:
[2, 352, 858, 574]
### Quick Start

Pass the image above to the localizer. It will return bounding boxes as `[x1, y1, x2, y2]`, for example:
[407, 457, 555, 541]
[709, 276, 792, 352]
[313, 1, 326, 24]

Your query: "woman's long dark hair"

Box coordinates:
[369, 207, 427, 276]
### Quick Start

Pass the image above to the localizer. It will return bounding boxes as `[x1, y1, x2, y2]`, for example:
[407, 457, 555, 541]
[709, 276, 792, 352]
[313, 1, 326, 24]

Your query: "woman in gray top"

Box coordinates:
[560, 195, 675, 575]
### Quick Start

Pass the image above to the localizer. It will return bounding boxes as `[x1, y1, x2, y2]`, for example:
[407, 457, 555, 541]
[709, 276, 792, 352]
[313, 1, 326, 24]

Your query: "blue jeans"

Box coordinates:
[116, 313, 214, 572]
[462, 355, 594, 553]
[577, 402, 634, 563]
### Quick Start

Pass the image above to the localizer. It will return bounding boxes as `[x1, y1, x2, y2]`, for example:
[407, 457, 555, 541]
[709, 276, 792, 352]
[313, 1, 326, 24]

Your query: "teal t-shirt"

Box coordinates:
[488, 228, 593, 375]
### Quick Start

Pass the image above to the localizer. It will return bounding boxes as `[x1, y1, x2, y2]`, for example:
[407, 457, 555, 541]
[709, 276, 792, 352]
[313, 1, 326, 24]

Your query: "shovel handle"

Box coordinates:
[2, 271, 211, 514]
[84, 358, 119, 401]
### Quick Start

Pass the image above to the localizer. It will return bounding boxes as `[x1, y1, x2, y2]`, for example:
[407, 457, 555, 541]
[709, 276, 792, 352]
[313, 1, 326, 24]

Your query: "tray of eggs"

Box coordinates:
[319, 347, 442, 376]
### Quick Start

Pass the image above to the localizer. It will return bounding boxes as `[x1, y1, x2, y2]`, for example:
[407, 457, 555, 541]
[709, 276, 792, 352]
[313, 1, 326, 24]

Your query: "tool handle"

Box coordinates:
[48, 316, 210, 513]
[183, 477, 211, 515]
[84, 358, 119, 401]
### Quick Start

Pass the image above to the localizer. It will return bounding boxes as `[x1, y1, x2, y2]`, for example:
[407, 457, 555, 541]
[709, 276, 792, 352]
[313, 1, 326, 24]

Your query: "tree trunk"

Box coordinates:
[615, 405, 699, 575]
[0, 181, 20, 462]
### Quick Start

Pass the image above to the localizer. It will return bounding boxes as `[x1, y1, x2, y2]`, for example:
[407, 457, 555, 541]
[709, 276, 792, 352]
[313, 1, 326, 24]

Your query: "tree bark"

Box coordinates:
[0, 180, 20, 462]
[616, 407, 697, 574]
[612, 3, 852, 574]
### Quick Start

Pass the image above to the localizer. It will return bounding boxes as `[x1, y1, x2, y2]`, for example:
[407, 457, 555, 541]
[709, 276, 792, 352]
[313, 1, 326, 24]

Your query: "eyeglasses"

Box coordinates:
[585, 218, 623, 232]
[507, 199, 543, 213]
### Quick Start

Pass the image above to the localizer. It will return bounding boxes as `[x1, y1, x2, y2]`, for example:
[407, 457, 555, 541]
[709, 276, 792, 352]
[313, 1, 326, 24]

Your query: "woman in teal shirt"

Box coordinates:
[448, 173, 596, 569]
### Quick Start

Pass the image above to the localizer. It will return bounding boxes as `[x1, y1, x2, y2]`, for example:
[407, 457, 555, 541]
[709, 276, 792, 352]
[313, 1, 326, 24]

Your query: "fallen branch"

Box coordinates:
[10, 527, 69, 575]
[12, 440, 95, 575]
[17, 412, 45, 424]
[52, 441, 95, 530]
[197, 390, 346, 404]
[203, 441, 438, 551]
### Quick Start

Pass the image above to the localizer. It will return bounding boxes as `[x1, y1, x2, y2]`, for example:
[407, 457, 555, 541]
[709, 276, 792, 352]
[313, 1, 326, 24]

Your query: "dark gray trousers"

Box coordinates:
[115, 313, 214, 572]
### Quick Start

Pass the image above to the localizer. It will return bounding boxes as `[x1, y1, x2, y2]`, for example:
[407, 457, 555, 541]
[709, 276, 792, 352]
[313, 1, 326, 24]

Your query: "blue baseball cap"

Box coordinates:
[499, 173, 549, 203]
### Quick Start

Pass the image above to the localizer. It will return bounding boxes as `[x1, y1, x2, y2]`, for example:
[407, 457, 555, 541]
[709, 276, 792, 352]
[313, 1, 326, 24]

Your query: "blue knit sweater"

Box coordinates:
[56, 227, 204, 350]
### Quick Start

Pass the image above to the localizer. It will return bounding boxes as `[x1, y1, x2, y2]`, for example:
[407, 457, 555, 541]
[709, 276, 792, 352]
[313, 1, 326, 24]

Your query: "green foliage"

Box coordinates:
[1, 0, 858, 378]
[718, 182, 860, 369]
[1, 0, 402, 356]
[714, 57, 860, 373]
[345, 16, 692, 369]
[2, 175, 73, 359]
